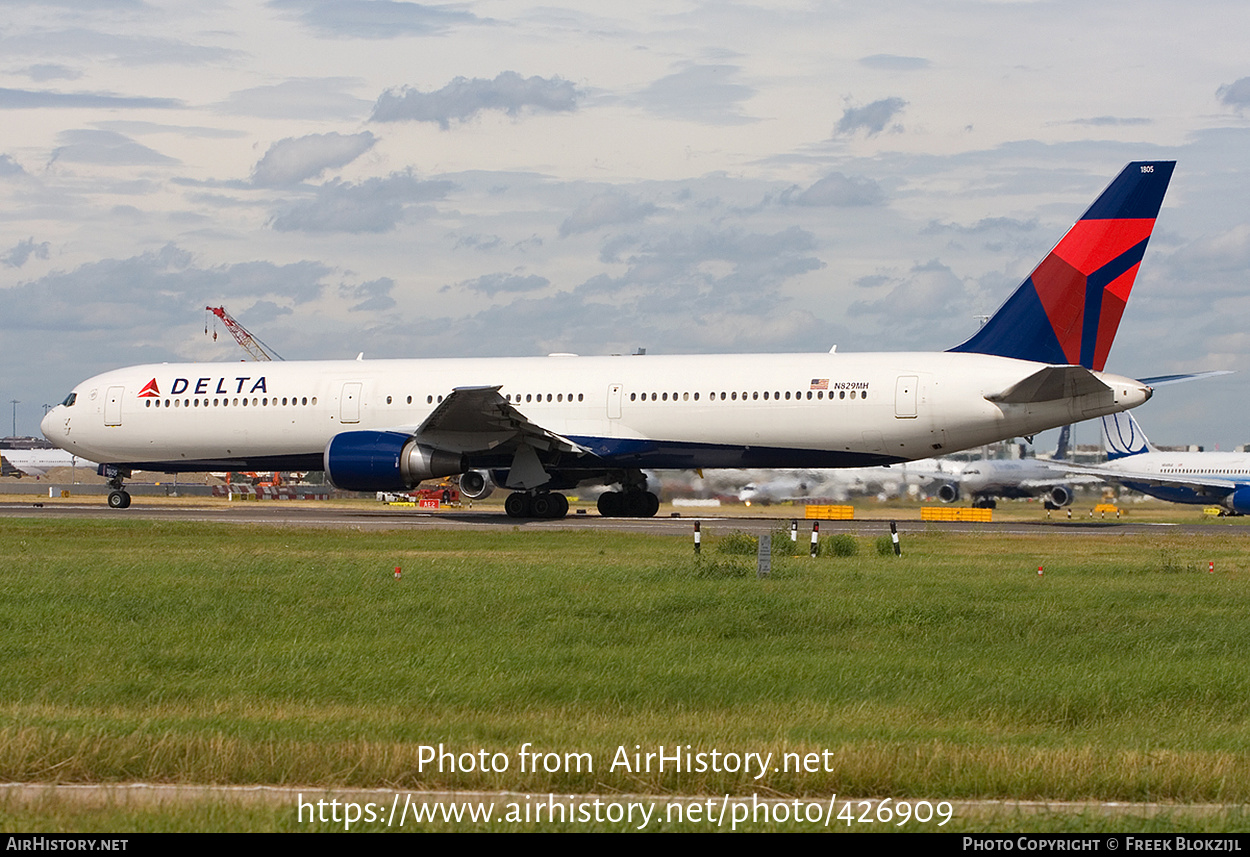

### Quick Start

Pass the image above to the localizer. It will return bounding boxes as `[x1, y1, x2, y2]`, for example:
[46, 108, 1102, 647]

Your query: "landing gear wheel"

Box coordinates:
[530, 493, 554, 518]
[644, 492, 660, 517]
[107, 490, 131, 509]
[552, 493, 570, 518]
[623, 490, 649, 517]
[597, 491, 623, 517]
[504, 492, 531, 518]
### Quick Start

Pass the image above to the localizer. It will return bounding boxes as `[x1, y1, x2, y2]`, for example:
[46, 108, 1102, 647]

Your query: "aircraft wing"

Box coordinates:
[413, 385, 592, 457]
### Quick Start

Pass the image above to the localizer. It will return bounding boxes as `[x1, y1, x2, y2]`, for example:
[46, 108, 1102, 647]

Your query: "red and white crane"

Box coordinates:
[205, 306, 283, 361]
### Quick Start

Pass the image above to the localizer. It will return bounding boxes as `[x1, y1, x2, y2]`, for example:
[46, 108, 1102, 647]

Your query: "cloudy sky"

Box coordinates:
[3, 0, 1250, 450]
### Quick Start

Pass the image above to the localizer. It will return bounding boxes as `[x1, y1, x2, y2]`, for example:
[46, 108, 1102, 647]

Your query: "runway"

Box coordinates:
[0, 496, 1241, 538]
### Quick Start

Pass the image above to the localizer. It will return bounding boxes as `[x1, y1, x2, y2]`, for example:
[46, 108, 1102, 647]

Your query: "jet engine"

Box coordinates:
[1227, 486, 1250, 515]
[1046, 485, 1075, 508]
[936, 482, 960, 503]
[324, 430, 462, 492]
[458, 469, 496, 500]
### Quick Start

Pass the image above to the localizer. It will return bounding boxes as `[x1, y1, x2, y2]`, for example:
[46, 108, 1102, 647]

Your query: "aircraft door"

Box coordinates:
[607, 384, 623, 419]
[340, 382, 362, 424]
[895, 375, 918, 419]
[104, 386, 124, 426]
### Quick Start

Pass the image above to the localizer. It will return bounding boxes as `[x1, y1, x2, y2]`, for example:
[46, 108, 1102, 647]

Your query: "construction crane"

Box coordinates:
[205, 306, 284, 361]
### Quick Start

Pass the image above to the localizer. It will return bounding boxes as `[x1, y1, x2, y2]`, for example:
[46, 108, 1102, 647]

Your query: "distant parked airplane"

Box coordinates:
[1, 448, 96, 478]
[929, 427, 1095, 509]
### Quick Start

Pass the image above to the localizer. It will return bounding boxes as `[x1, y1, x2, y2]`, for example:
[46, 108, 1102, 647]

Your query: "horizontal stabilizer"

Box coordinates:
[986, 365, 1110, 404]
[1137, 370, 1233, 387]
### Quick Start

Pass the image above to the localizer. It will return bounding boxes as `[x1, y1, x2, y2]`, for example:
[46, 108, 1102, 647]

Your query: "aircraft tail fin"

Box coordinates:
[1053, 425, 1072, 462]
[1102, 411, 1154, 460]
[949, 160, 1175, 370]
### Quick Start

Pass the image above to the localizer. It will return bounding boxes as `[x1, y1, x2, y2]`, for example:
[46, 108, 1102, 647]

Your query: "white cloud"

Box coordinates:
[1217, 77, 1250, 110]
[2, 238, 51, 268]
[251, 132, 377, 187]
[371, 72, 581, 127]
[858, 55, 930, 71]
[48, 129, 178, 166]
[268, 172, 454, 232]
[269, 0, 480, 39]
[218, 79, 373, 121]
[834, 97, 908, 136]
[789, 173, 884, 207]
[559, 192, 659, 236]
[636, 65, 756, 125]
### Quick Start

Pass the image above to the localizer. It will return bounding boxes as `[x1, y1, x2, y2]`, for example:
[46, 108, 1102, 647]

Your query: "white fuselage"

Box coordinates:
[1100, 451, 1250, 507]
[955, 459, 1069, 494]
[40, 351, 1151, 478]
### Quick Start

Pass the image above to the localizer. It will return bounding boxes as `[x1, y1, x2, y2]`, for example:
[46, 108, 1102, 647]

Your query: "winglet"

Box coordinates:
[950, 161, 1175, 370]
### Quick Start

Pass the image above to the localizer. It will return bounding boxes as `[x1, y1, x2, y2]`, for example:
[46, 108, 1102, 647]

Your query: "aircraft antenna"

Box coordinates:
[205, 306, 284, 361]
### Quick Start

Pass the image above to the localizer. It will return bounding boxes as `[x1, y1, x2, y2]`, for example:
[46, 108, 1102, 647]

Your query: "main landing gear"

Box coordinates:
[596, 489, 660, 518]
[504, 491, 570, 519]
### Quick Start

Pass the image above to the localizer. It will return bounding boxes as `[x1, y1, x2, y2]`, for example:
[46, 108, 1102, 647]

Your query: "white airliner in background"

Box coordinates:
[41, 161, 1175, 517]
[929, 427, 1094, 509]
[1, 448, 96, 478]
[1067, 411, 1250, 514]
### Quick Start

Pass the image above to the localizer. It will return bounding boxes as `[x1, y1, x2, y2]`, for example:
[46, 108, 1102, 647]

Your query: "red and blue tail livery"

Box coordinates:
[950, 161, 1175, 371]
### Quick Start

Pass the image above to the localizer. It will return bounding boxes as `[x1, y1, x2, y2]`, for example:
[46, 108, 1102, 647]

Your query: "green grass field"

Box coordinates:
[1, 516, 1248, 831]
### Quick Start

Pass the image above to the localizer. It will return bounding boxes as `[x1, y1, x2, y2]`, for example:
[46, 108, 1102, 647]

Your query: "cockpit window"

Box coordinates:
[61, 392, 77, 407]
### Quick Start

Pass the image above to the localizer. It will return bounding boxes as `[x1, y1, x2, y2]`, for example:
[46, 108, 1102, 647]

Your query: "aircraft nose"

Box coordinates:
[40, 406, 61, 441]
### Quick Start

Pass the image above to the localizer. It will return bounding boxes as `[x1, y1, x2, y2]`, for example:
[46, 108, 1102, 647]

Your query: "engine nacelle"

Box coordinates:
[1227, 486, 1250, 515]
[936, 482, 960, 503]
[1046, 485, 1074, 507]
[458, 469, 496, 500]
[324, 431, 462, 492]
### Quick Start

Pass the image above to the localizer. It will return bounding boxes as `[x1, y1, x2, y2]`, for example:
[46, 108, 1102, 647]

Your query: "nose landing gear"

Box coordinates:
[103, 467, 132, 509]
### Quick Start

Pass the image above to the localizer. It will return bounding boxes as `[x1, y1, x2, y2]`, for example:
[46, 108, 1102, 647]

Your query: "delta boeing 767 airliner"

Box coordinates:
[42, 161, 1175, 518]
